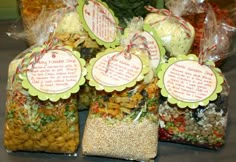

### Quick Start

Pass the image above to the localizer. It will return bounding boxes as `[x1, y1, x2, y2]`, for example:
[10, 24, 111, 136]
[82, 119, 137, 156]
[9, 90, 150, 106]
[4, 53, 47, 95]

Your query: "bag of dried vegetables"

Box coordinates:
[4, 6, 87, 154]
[144, 0, 202, 57]
[157, 4, 236, 149]
[181, 0, 235, 66]
[82, 18, 165, 161]
[18, 0, 65, 33]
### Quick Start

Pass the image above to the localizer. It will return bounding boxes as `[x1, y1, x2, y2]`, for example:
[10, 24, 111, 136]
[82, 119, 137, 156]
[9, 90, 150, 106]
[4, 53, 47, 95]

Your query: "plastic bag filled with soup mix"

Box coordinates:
[158, 81, 229, 149]
[143, 0, 200, 56]
[156, 5, 235, 149]
[33, 0, 122, 110]
[3, 13, 87, 154]
[182, 1, 235, 65]
[18, 0, 65, 33]
[10, 0, 120, 110]
[82, 18, 165, 161]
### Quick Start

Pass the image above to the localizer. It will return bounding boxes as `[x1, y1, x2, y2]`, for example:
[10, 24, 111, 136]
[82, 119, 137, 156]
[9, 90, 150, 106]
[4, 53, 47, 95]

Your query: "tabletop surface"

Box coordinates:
[0, 20, 236, 162]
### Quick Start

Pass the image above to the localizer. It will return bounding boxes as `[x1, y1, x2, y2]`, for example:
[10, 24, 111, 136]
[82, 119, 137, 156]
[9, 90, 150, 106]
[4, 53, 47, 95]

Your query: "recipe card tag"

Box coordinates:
[140, 24, 165, 70]
[21, 46, 87, 102]
[77, 0, 120, 48]
[86, 47, 150, 92]
[157, 54, 223, 108]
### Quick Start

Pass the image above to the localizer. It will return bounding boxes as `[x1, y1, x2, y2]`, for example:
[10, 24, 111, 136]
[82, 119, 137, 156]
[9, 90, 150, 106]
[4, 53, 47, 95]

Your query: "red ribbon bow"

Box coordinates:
[105, 32, 151, 73]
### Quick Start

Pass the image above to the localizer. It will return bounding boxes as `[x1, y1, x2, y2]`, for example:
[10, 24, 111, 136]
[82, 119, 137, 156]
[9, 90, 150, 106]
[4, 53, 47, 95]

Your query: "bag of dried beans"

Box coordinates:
[157, 4, 235, 149]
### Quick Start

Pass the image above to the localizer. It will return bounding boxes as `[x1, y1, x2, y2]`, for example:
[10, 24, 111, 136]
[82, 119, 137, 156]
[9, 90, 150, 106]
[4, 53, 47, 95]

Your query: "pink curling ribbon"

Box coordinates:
[105, 32, 151, 73]
[11, 4, 78, 84]
[198, 44, 217, 65]
[145, 5, 192, 38]
[12, 37, 71, 84]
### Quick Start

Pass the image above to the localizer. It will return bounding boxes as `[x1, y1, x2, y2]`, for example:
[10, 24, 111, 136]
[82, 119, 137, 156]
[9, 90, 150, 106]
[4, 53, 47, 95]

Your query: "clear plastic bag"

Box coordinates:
[4, 47, 80, 154]
[18, 0, 65, 32]
[82, 21, 160, 161]
[144, 0, 198, 56]
[82, 78, 159, 161]
[182, 1, 236, 64]
[158, 2, 235, 149]
[4, 3, 83, 154]
[159, 81, 229, 149]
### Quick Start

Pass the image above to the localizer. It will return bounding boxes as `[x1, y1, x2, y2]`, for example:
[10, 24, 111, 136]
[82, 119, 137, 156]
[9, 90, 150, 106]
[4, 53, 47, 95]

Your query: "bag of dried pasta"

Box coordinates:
[4, 10, 87, 154]
[82, 18, 165, 161]
[157, 4, 235, 149]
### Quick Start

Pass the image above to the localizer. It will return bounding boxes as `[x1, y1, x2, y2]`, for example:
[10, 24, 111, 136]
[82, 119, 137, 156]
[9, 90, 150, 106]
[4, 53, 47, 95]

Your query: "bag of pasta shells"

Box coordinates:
[82, 19, 165, 161]
[4, 15, 87, 154]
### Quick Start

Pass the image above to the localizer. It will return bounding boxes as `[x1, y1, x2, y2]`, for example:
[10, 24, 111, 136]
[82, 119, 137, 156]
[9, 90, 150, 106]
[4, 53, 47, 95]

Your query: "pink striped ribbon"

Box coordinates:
[198, 44, 217, 65]
[12, 38, 71, 83]
[105, 33, 151, 73]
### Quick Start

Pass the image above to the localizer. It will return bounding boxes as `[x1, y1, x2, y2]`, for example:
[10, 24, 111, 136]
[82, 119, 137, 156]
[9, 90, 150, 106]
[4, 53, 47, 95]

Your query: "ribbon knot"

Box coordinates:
[198, 44, 217, 65]
[105, 32, 151, 73]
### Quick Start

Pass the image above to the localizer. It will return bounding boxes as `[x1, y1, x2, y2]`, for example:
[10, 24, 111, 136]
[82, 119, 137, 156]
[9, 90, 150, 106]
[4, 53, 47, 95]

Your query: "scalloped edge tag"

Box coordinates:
[77, 0, 120, 48]
[123, 24, 166, 72]
[157, 54, 223, 109]
[86, 47, 150, 92]
[21, 45, 87, 102]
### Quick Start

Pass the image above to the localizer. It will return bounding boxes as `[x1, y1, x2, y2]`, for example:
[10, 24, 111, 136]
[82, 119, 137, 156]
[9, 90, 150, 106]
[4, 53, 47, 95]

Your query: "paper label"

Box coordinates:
[123, 24, 165, 71]
[87, 47, 150, 92]
[139, 31, 161, 68]
[77, 0, 120, 48]
[143, 24, 165, 70]
[158, 54, 223, 108]
[22, 46, 86, 102]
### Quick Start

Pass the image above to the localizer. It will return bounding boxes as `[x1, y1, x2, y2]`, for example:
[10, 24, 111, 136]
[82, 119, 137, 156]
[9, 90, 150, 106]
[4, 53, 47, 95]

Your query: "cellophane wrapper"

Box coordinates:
[4, 47, 80, 154]
[82, 20, 160, 160]
[4, 3, 84, 153]
[15, 0, 101, 111]
[18, 0, 65, 33]
[144, 0, 203, 57]
[182, 1, 236, 66]
[82, 78, 159, 161]
[159, 81, 229, 149]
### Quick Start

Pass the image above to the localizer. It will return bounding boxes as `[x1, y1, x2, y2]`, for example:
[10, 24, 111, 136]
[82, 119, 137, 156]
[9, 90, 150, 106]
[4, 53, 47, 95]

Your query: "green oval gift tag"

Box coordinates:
[77, 0, 120, 48]
[157, 54, 224, 108]
[21, 45, 87, 102]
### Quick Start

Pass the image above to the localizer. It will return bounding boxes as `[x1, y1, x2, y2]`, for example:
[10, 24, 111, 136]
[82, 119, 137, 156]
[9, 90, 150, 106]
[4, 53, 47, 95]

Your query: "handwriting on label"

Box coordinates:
[164, 60, 216, 102]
